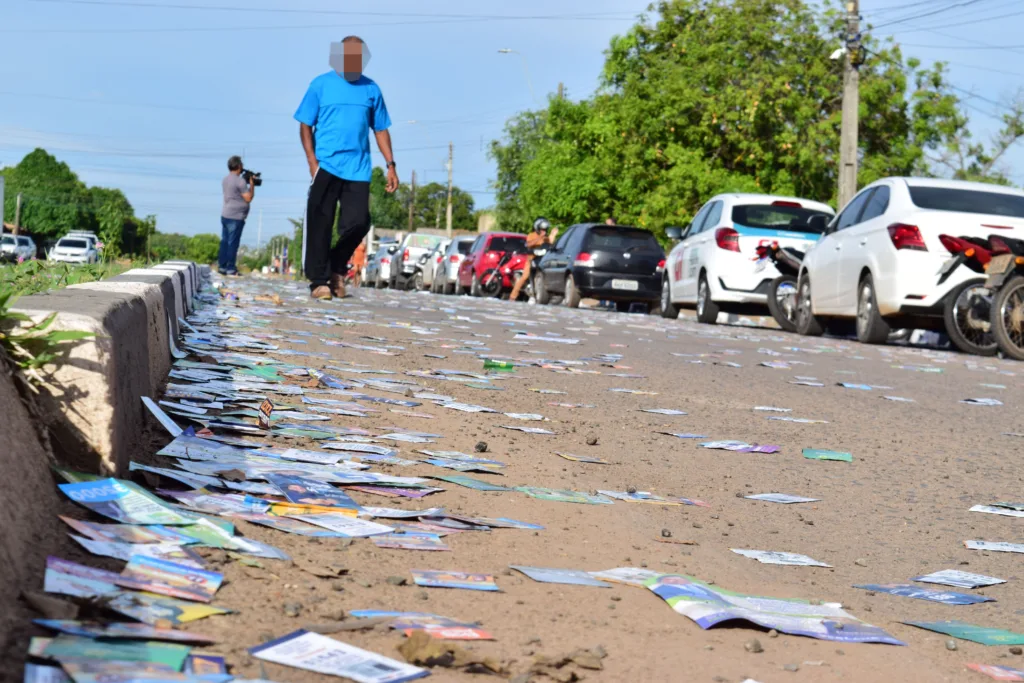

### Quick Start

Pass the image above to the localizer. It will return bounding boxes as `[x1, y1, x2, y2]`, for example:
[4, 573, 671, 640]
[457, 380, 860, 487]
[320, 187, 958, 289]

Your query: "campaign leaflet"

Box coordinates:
[44, 557, 120, 598]
[58, 479, 195, 526]
[104, 592, 230, 627]
[372, 533, 449, 551]
[966, 663, 1024, 680]
[802, 448, 853, 462]
[350, 610, 492, 639]
[120, 556, 223, 603]
[411, 570, 499, 591]
[554, 452, 609, 464]
[854, 584, 994, 605]
[515, 487, 614, 505]
[965, 541, 1024, 554]
[33, 619, 217, 644]
[69, 536, 206, 569]
[731, 549, 831, 567]
[286, 513, 394, 538]
[58, 517, 197, 546]
[52, 658, 211, 683]
[588, 567, 662, 587]
[42, 634, 191, 670]
[432, 475, 512, 492]
[22, 664, 69, 683]
[745, 493, 820, 504]
[509, 566, 611, 587]
[646, 573, 904, 645]
[230, 512, 349, 537]
[250, 630, 428, 683]
[184, 654, 229, 676]
[904, 621, 1024, 645]
[266, 473, 362, 511]
[913, 570, 1006, 589]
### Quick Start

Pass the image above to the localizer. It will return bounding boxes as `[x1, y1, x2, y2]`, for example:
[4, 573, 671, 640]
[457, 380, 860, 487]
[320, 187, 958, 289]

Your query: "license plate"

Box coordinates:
[611, 279, 639, 291]
[989, 253, 1015, 275]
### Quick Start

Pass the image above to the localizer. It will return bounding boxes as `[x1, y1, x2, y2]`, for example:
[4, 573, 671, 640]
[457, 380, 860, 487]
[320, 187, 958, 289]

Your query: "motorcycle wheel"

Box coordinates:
[943, 280, 996, 356]
[766, 275, 799, 333]
[480, 269, 502, 297]
[991, 274, 1024, 361]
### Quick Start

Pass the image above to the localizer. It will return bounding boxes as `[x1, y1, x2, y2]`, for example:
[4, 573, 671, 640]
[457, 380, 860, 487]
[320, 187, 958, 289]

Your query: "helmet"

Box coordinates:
[533, 218, 551, 232]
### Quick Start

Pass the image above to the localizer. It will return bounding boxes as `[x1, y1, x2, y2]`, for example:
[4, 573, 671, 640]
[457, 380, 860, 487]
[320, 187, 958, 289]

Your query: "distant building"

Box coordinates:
[476, 212, 496, 233]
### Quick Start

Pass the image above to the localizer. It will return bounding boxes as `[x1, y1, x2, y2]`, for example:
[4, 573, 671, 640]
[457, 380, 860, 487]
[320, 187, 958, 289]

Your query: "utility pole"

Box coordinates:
[408, 170, 416, 232]
[14, 192, 22, 236]
[256, 209, 263, 251]
[838, 0, 861, 210]
[557, 82, 564, 100]
[445, 142, 454, 238]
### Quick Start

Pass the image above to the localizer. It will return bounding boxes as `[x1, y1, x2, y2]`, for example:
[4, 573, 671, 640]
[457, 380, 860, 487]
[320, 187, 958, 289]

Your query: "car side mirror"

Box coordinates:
[806, 215, 829, 234]
[665, 226, 683, 241]
[387, 246, 398, 254]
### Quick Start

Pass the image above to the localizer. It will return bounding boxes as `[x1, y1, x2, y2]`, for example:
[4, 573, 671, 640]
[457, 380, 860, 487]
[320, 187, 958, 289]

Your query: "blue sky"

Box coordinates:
[0, 0, 1021, 246]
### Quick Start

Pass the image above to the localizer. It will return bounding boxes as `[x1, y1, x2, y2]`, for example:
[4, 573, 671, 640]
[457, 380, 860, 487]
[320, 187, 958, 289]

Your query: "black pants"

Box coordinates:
[303, 168, 370, 289]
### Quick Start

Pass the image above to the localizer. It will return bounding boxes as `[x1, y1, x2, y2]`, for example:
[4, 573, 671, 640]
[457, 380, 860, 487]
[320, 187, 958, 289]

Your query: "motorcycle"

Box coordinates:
[936, 234, 996, 356]
[755, 241, 804, 332]
[479, 250, 530, 298]
[981, 234, 1024, 360]
[410, 253, 431, 291]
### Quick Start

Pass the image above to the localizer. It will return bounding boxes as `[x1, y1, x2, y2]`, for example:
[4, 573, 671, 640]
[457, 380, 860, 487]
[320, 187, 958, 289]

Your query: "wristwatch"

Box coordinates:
[387, 161, 397, 169]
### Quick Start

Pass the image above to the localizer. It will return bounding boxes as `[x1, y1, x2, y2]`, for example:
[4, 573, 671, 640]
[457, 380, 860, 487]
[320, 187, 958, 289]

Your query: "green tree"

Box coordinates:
[412, 182, 475, 230]
[0, 149, 93, 240]
[490, 0, 1005, 235]
[149, 232, 190, 261]
[185, 234, 220, 265]
[369, 166, 407, 230]
[288, 217, 303, 276]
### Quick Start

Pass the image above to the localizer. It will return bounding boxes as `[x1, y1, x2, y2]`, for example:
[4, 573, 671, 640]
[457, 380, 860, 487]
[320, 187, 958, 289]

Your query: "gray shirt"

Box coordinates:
[221, 173, 250, 221]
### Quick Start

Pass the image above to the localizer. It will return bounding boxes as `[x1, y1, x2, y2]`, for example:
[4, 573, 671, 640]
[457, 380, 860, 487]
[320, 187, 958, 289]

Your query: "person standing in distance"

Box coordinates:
[295, 35, 398, 300]
[219, 155, 255, 276]
[509, 218, 559, 301]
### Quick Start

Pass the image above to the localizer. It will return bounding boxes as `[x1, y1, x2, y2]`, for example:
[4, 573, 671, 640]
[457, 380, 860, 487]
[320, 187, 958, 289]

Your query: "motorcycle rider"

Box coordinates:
[510, 217, 559, 301]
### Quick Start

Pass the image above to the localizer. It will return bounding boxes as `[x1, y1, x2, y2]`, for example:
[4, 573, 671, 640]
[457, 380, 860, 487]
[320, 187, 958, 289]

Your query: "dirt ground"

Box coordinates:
[36, 277, 1024, 683]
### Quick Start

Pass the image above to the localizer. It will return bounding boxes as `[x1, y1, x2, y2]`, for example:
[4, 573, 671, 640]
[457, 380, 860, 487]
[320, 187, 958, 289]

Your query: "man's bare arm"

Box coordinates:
[375, 129, 399, 193]
[300, 123, 318, 178]
[242, 177, 254, 203]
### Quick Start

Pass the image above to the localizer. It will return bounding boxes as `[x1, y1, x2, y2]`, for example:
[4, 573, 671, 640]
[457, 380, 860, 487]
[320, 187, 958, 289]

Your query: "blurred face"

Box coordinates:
[330, 39, 368, 82]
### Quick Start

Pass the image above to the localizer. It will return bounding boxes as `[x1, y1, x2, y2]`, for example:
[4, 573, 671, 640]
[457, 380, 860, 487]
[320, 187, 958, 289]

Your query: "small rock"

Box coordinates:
[320, 608, 346, 621]
[1010, 646, 1023, 655]
[610, 595, 621, 602]
[627, 485, 637, 494]
[854, 558, 867, 567]
[835, 649, 845, 656]
[768, 629, 779, 638]
[475, 441, 488, 453]
[712, 677, 728, 683]
[661, 528, 672, 538]
[783, 664, 799, 672]
[385, 576, 407, 586]
[692, 522, 703, 529]
[416, 591, 429, 601]
[331, 583, 345, 592]
[946, 640, 958, 651]
[524, 637, 542, 646]
[744, 638, 763, 653]
[356, 579, 373, 588]
[704, 645, 714, 651]
[283, 602, 302, 618]
[585, 434, 599, 446]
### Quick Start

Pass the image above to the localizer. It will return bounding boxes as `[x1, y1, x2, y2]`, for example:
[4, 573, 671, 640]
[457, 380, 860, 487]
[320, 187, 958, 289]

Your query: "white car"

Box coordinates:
[49, 236, 99, 264]
[1, 234, 37, 261]
[795, 177, 1024, 344]
[661, 194, 834, 323]
[419, 239, 450, 291]
[430, 236, 475, 294]
[365, 243, 395, 288]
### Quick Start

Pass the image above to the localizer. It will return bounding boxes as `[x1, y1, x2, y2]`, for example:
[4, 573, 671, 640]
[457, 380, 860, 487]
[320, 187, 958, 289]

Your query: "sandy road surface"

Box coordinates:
[31, 276, 1024, 683]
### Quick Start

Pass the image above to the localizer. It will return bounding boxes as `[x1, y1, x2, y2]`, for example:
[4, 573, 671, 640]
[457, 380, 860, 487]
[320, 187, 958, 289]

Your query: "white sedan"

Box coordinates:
[661, 193, 834, 323]
[49, 236, 98, 264]
[795, 177, 1024, 343]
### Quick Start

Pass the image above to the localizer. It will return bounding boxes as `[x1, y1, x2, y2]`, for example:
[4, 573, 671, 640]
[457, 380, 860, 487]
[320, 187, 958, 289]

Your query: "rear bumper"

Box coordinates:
[711, 276, 774, 304]
[573, 269, 660, 300]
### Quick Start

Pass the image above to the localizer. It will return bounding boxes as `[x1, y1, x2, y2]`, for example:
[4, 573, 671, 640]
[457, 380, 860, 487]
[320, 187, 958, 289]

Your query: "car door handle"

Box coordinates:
[834, 245, 841, 250]
[859, 239, 867, 246]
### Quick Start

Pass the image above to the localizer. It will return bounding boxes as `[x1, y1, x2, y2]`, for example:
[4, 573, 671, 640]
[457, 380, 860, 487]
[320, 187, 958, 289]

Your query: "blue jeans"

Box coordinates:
[219, 217, 245, 273]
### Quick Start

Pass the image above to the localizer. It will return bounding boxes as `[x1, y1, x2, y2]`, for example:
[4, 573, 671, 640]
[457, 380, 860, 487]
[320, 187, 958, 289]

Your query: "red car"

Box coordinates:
[457, 232, 530, 297]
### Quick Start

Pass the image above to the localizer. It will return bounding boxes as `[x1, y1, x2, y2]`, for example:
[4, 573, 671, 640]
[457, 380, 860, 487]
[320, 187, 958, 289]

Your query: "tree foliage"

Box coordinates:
[489, 0, 1022, 235]
[1, 149, 94, 240]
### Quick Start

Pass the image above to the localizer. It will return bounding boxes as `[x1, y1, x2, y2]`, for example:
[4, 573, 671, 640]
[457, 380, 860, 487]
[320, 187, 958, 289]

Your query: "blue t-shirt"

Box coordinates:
[294, 72, 391, 183]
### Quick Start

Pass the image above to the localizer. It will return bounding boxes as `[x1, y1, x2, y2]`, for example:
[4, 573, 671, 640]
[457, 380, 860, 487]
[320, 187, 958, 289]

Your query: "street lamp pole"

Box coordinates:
[498, 48, 536, 104]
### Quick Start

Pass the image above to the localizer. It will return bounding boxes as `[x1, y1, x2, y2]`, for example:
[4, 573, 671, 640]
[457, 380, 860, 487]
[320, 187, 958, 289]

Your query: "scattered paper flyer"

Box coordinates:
[904, 620, 1024, 645]
[372, 533, 449, 551]
[33, 619, 217, 643]
[120, 555, 224, 603]
[510, 565, 611, 587]
[142, 396, 184, 436]
[588, 567, 662, 587]
[966, 663, 1024, 681]
[961, 398, 1003, 406]
[555, 452, 609, 464]
[499, 425, 556, 435]
[965, 540, 1024, 554]
[913, 569, 1006, 589]
[853, 584, 993, 605]
[883, 396, 915, 402]
[971, 504, 1024, 518]
[59, 479, 195, 526]
[516, 487, 615, 505]
[266, 473, 362, 511]
[640, 408, 687, 415]
[657, 432, 707, 439]
[432, 475, 512, 492]
[768, 416, 828, 424]
[731, 549, 831, 567]
[754, 406, 791, 412]
[250, 629, 428, 682]
[287, 513, 394, 538]
[802, 448, 852, 462]
[745, 493, 820, 504]
[411, 570, 499, 591]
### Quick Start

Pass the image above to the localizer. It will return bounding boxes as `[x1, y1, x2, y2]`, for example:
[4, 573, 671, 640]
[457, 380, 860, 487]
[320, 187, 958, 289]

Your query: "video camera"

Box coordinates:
[242, 169, 263, 187]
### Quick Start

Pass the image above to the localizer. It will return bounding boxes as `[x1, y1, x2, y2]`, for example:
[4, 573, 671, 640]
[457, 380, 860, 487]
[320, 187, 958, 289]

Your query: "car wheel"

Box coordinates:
[696, 273, 720, 324]
[766, 275, 799, 333]
[991, 275, 1024, 361]
[564, 274, 581, 308]
[470, 273, 482, 297]
[660, 278, 680, 319]
[411, 272, 423, 291]
[795, 276, 825, 336]
[943, 280, 996, 356]
[856, 274, 891, 344]
[616, 301, 632, 313]
[534, 271, 551, 305]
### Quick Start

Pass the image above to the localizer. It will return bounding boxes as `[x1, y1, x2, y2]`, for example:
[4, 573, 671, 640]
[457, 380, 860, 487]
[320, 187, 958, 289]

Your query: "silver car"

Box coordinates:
[431, 236, 475, 294]
[420, 239, 451, 291]
[365, 242, 396, 288]
[49, 236, 98, 264]
[1, 234, 37, 262]
[389, 233, 445, 290]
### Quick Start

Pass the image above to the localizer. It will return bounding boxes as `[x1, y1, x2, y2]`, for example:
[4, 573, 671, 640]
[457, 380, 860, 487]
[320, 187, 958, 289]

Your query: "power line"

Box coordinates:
[893, 7, 1024, 33]
[862, 0, 953, 16]
[869, 0, 988, 29]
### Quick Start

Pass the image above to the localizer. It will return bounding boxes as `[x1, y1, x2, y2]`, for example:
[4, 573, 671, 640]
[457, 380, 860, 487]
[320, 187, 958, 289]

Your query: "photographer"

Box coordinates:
[219, 155, 255, 276]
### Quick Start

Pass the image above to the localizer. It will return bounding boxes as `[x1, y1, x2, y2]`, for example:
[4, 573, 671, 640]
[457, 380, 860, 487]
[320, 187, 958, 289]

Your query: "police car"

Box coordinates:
[661, 194, 835, 323]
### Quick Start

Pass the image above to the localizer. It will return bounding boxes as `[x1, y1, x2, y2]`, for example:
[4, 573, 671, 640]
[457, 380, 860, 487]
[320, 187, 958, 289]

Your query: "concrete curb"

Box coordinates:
[9, 260, 206, 475]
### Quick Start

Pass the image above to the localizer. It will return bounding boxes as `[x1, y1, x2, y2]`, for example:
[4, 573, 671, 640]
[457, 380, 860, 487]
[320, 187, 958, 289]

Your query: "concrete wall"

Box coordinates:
[0, 260, 205, 663]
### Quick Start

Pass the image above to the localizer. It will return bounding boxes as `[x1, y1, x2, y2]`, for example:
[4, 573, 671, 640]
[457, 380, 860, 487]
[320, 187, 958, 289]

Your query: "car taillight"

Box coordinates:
[449, 255, 459, 263]
[656, 258, 666, 273]
[715, 227, 740, 252]
[771, 200, 802, 208]
[402, 249, 410, 261]
[990, 236, 1010, 254]
[938, 234, 964, 254]
[436, 255, 442, 263]
[574, 252, 595, 267]
[381, 257, 390, 264]
[887, 223, 927, 251]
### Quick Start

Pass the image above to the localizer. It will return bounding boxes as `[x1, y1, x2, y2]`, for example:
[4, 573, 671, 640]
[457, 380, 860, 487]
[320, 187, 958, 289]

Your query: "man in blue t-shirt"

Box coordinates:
[294, 35, 398, 300]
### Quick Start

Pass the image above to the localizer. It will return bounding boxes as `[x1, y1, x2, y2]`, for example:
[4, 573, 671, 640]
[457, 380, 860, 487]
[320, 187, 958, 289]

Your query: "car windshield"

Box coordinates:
[407, 235, 442, 249]
[17, 237, 31, 246]
[583, 227, 661, 252]
[486, 236, 527, 253]
[1, 236, 14, 245]
[58, 239, 88, 249]
[908, 186, 1024, 218]
[732, 205, 833, 233]
[456, 240, 473, 255]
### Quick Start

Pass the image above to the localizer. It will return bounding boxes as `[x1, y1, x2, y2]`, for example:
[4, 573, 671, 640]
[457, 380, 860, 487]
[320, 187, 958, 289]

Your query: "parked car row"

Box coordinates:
[0, 231, 101, 264]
